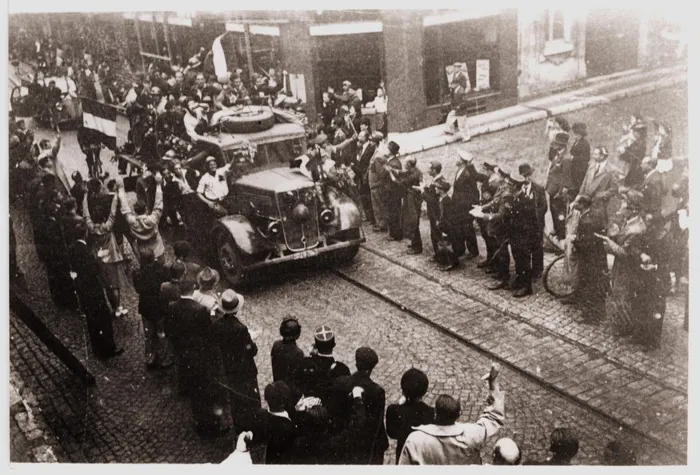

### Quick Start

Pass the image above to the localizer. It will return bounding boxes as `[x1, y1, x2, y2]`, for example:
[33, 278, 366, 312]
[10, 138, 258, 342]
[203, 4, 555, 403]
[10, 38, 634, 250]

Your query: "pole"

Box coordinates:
[10, 290, 96, 387]
[134, 20, 146, 72]
[243, 24, 255, 84]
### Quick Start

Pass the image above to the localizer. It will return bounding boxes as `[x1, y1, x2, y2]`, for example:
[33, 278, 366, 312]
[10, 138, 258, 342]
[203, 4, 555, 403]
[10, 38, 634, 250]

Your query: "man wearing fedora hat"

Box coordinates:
[213, 289, 261, 432]
[510, 163, 547, 296]
[546, 132, 574, 240]
[451, 150, 481, 259]
[193, 267, 220, 314]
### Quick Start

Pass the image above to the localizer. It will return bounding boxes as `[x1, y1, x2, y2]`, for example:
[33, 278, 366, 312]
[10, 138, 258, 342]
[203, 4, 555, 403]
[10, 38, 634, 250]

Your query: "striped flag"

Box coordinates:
[81, 97, 117, 149]
[212, 33, 229, 78]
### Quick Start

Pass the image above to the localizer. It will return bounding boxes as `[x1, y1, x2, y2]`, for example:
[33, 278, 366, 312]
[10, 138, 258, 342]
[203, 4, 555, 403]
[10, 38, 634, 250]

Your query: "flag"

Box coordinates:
[212, 33, 229, 78]
[81, 97, 117, 149]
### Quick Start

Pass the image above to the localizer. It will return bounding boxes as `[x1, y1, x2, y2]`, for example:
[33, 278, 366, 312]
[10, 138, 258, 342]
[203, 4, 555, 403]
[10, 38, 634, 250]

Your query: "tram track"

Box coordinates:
[330, 251, 687, 463]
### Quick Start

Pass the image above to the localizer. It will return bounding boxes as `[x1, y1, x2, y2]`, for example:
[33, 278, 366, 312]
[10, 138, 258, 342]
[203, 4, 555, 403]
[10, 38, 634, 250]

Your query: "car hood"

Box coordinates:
[235, 167, 315, 193]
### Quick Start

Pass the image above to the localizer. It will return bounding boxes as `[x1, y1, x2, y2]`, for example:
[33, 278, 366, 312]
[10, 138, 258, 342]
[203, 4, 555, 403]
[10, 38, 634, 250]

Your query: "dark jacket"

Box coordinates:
[133, 260, 169, 319]
[570, 137, 591, 191]
[545, 154, 574, 198]
[271, 339, 305, 382]
[510, 183, 547, 243]
[69, 239, 105, 304]
[345, 372, 389, 464]
[253, 411, 298, 465]
[289, 398, 368, 465]
[452, 163, 481, 212]
[386, 400, 435, 463]
[213, 314, 258, 380]
[167, 297, 213, 367]
[353, 141, 376, 183]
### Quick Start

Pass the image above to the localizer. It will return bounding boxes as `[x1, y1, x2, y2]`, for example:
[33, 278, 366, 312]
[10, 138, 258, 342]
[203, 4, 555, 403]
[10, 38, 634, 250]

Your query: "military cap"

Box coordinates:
[355, 347, 379, 370]
[314, 325, 335, 343]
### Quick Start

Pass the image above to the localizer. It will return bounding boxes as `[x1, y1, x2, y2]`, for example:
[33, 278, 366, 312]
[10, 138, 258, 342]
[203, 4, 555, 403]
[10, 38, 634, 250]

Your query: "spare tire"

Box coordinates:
[219, 106, 276, 134]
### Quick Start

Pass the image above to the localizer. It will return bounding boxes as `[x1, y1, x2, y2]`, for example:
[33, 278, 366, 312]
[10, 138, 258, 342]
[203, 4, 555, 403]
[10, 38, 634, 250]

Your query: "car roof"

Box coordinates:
[204, 122, 306, 150]
[235, 167, 315, 193]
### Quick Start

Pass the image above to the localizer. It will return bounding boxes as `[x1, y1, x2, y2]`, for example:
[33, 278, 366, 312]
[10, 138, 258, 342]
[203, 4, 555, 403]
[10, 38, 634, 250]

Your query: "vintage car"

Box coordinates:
[10, 75, 81, 127]
[114, 105, 365, 286]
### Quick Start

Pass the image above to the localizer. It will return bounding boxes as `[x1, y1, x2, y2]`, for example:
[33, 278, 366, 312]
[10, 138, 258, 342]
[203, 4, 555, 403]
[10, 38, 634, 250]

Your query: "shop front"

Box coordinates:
[421, 9, 519, 127]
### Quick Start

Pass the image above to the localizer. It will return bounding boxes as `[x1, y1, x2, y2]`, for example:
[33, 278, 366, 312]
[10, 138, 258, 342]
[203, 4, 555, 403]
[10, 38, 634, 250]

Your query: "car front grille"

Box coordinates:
[277, 193, 320, 251]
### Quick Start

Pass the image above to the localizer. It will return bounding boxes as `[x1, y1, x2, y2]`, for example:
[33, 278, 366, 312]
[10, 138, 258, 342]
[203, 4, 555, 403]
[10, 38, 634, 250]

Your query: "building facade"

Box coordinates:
[13, 10, 685, 134]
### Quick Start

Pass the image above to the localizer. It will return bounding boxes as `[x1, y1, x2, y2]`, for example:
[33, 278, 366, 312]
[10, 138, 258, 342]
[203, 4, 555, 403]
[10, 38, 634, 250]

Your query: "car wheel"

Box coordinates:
[330, 244, 360, 266]
[216, 230, 246, 287]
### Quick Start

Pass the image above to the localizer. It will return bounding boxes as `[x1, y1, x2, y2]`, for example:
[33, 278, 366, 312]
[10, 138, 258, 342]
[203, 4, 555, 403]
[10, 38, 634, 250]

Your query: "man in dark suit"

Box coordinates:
[70, 222, 123, 359]
[480, 171, 515, 290]
[577, 146, 617, 226]
[435, 180, 460, 271]
[510, 163, 547, 297]
[384, 141, 404, 241]
[253, 381, 298, 464]
[353, 131, 377, 225]
[422, 161, 450, 259]
[386, 368, 435, 464]
[271, 317, 305, 382]
[569, 122, 591, 191]
[546, 132, 574, 240]
[342, 347, 389, 464]
[619, 121, 647, 187]
[302, 326, 351, 400]
[169, 275, 223, 436]
[638, 156, 664, 217]
[451, 150, 481, 259]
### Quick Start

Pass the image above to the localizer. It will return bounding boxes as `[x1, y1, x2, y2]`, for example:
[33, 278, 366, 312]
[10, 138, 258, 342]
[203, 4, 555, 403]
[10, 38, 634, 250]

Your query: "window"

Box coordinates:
[542, 10, 574, 57]
[422, 17, 500, 106]
[546, 10, 566, 41]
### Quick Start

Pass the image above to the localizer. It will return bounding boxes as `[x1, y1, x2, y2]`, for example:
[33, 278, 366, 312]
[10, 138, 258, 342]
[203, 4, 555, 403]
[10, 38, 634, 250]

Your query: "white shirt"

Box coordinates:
[197, 166, 230, 201]
[522, 183, 532, 197]
[593, 160, 607, 176]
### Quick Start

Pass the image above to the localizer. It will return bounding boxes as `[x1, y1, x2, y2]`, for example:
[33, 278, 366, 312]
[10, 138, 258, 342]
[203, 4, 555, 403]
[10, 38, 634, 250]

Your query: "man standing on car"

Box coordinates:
[197, 156, 231, 217]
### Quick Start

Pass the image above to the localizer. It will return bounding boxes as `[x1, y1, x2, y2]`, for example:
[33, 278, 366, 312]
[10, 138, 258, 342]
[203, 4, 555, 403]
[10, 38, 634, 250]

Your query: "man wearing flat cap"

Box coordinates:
[213, 289, 261, 432]
[451, 149, 481, 259]
[341, 347, 389, 464]
[546, 132, 574, 240]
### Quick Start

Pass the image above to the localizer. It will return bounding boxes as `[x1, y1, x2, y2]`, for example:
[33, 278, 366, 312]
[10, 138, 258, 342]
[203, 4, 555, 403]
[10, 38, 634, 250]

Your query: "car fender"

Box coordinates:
[326, 190, 362, 231]
[214, 214, 275, 256]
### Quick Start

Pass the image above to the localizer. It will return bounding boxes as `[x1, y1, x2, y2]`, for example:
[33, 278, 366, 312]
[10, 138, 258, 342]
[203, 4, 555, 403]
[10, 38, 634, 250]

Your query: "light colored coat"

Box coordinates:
[119, 185, 165, 258]
[398, 390, 505, 465]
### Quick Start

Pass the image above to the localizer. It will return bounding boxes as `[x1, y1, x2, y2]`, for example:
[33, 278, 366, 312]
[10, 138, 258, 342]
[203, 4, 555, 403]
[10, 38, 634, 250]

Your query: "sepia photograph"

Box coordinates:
[5, 1, 690, 467]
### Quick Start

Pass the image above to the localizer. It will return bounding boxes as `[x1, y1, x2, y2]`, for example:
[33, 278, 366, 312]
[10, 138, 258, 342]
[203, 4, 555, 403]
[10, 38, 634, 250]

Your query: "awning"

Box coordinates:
[309, 21, 383, 36]
[423, 9, 501, 27]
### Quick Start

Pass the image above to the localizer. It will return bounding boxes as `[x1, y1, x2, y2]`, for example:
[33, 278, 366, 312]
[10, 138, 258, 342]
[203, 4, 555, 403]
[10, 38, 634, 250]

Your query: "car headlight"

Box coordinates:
[320, 209, 334, 225]
[267, 220, 282, 237]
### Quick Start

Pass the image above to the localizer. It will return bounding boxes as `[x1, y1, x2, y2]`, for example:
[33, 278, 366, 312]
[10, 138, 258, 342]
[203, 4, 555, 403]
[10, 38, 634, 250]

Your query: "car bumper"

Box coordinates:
[243, 237, 365, 271]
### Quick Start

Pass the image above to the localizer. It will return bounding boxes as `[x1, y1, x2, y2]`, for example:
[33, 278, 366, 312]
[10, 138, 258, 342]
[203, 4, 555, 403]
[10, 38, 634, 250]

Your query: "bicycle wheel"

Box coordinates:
[543, 254, 575, 298]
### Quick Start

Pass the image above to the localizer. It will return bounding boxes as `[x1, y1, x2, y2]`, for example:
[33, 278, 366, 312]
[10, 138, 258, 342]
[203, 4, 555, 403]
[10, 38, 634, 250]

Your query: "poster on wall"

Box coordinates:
[475, 60, 490, 91]
[445, 62, 471, 95]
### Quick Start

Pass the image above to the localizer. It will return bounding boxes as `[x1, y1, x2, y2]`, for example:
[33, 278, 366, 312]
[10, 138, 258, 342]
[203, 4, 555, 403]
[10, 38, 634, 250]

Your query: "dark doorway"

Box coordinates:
[585, 10, 640, 77]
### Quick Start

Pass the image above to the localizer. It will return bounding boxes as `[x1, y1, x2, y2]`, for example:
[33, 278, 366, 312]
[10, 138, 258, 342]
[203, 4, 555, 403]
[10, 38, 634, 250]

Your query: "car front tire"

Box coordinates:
[215, 230, 246, 287]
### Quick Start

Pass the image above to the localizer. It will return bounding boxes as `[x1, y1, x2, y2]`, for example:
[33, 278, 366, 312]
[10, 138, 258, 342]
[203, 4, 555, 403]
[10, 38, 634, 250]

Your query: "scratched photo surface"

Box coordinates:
[8, 7, 688, 466]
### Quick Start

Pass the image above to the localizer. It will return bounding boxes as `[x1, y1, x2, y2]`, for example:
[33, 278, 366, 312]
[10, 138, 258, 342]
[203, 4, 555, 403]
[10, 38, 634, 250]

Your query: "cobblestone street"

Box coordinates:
[9, 85, 687, 464]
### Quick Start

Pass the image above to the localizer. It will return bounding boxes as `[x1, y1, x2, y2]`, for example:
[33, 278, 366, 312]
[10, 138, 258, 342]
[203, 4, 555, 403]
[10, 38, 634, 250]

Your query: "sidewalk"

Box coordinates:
[388, 63, 687, 156]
